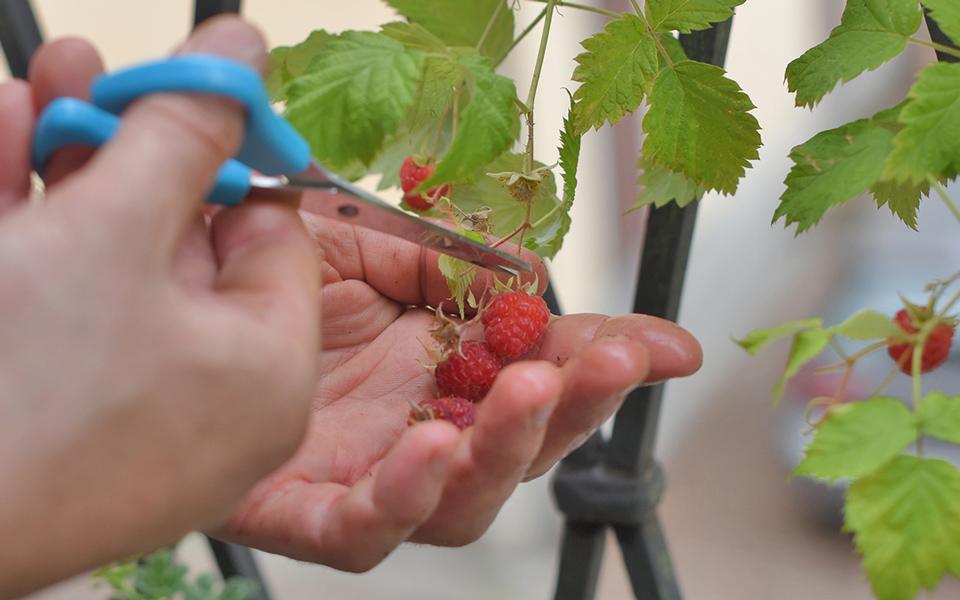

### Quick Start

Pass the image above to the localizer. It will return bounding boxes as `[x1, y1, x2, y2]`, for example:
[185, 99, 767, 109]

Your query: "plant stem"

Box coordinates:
[931, 177, 960, 225]
[477, 0, 509, 54]
[494, 6, 548, 67]
[522, 0, 556, 172]
[525, 0, 557, 112]
[910, 36, 960, 60]
[627, 0, 642, 15]
[521, 0, 619, 19]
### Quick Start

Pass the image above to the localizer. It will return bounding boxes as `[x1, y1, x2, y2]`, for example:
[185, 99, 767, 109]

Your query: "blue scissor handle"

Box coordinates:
[31, 55, 312, 205]
[32, 97, 254, 205]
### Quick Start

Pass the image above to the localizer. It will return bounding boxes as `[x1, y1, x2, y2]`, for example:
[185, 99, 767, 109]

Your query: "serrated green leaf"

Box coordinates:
[404, 56, 463, 129]
[734, 317, 824, 354]
[645, 0, 744, 34]
[793, 398, 917, 482]
[844, 456, 960, 600]
[571, 13, 658, 133]
[883, 62, 960, 185]
[283, 31, 424, 166]
[920, 391, 960, 445]
[924, 0, 960, 47]
[774, 117, 896, 233]
[643, 60, 760, 195]
[448, 153, 569, 258]
[657, 32, 688, 65]
[558, 94, 581, 204]
[267, 30, 335, 101]
[870, 178, 923, 229]
[419, 56, 519, 188]
[438, 227, 481, 316]
[773, 327, 832, 404]
[384, 0, 514, 60]
[785, 0, 922, 108]
[380, 20, 448, 52]
[629, 154, 704, 212]
[830, 309, 903, 340]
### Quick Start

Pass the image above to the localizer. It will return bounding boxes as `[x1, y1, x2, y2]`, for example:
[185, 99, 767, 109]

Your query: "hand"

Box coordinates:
[211, 212, 702, 570]
[0, 18, 319, 597]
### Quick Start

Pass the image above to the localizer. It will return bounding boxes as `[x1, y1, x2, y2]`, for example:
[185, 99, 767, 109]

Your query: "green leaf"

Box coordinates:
[438, 227, 481, 317]
[830, 309, 903, 340]
[629, 155, 704, 212]
[844, 456, 960, 600]
[384, 0, 514, 60]
[266, 30, 335, 101]
[785, 0, 922, 108]
[283, 31, 424, 167]
[924, 0, 960, 47]
[920, 391, 960, 445]
[643, 60, 760, 195]
[793, 398, 917, 482]
[870, 178, 924, 229]
[404, 56, 464, 129]
[558, 93, 581, 204]
[419, 56, 519, 188]
[571, 13, 658, 133]
[734, 317, 824, 355]
[773, 327, 832, 404]
[380, 20, 449, 52]
[449, 153, 569, 258]
[645, 0, 744, 34]
[883, 62, 960, 185]
[774, 116, 897, 233]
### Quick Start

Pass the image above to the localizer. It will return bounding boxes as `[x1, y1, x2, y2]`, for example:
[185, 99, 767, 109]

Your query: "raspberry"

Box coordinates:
[887, 308, 955, 374]
[408, 397, 477, 430]
[399, 156, 448, 212]
[434, 340, 502, 402]
[481, 292, 551, 359]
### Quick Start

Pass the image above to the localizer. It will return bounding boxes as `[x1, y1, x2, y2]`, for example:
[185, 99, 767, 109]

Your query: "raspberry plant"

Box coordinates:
[267, 1, 960, 598]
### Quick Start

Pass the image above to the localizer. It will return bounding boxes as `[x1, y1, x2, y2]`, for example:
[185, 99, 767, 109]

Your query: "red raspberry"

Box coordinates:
[399, 156, 448, 212]
[408, 397, 477, 430]
[887, 308, 955, 374]
[434, 340, 502, 402]
[481, 292, 551, 359]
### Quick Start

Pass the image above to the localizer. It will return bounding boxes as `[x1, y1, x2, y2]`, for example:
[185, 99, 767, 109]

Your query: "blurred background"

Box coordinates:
[7, 0, 960, 598]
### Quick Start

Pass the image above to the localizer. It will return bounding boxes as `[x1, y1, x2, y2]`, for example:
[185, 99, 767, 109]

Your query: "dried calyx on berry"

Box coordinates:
[408, 397, 477, 430]
[886, 301, 958, 375]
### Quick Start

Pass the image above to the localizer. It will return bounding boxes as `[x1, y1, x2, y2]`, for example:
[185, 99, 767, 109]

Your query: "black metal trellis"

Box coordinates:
[0, 2, 729, 600]
[549, 20, 733, 600]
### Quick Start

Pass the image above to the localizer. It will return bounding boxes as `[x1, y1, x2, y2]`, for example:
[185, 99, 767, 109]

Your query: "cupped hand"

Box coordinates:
[212, 212, 702, 570]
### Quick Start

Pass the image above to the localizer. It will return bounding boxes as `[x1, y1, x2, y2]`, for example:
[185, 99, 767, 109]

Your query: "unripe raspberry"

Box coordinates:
[481, 292, 551, 359]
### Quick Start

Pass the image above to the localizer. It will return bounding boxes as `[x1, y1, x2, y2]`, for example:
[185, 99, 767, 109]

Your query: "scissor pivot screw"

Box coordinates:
[338, 205, 359, 217]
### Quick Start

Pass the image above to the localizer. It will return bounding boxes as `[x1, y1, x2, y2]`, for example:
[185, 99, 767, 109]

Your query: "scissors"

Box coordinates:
[30, 55, 531, 275]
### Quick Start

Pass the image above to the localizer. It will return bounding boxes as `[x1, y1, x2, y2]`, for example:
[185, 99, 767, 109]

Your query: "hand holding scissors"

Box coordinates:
[31, 54, 531, 275]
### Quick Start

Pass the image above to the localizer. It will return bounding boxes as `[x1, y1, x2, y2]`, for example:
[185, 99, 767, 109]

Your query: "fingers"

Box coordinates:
[209, 200, 319, 334]
[53, 16, 265, 251]
[27, 37, 104, 185]
[301, 212, 548, 311]
[0, 79, 35, 212]
[409, 361, 562, 546]
[537, 313, 703, 383]
[214, 421, 459, 571]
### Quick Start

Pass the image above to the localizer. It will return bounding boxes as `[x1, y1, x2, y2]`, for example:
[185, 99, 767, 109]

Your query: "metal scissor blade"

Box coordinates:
[249, 164, 532, 275]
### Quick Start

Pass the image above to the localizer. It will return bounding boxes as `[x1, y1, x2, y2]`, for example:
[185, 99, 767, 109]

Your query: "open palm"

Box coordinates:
[212, 212, 702, 571]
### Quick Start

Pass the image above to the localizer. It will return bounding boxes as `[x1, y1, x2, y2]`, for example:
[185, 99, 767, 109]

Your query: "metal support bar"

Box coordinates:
[0, 0, 43, 79]
[194, 0, 242, 28]
[207, 538, 272, 600]
[551, 16, 734, 600]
